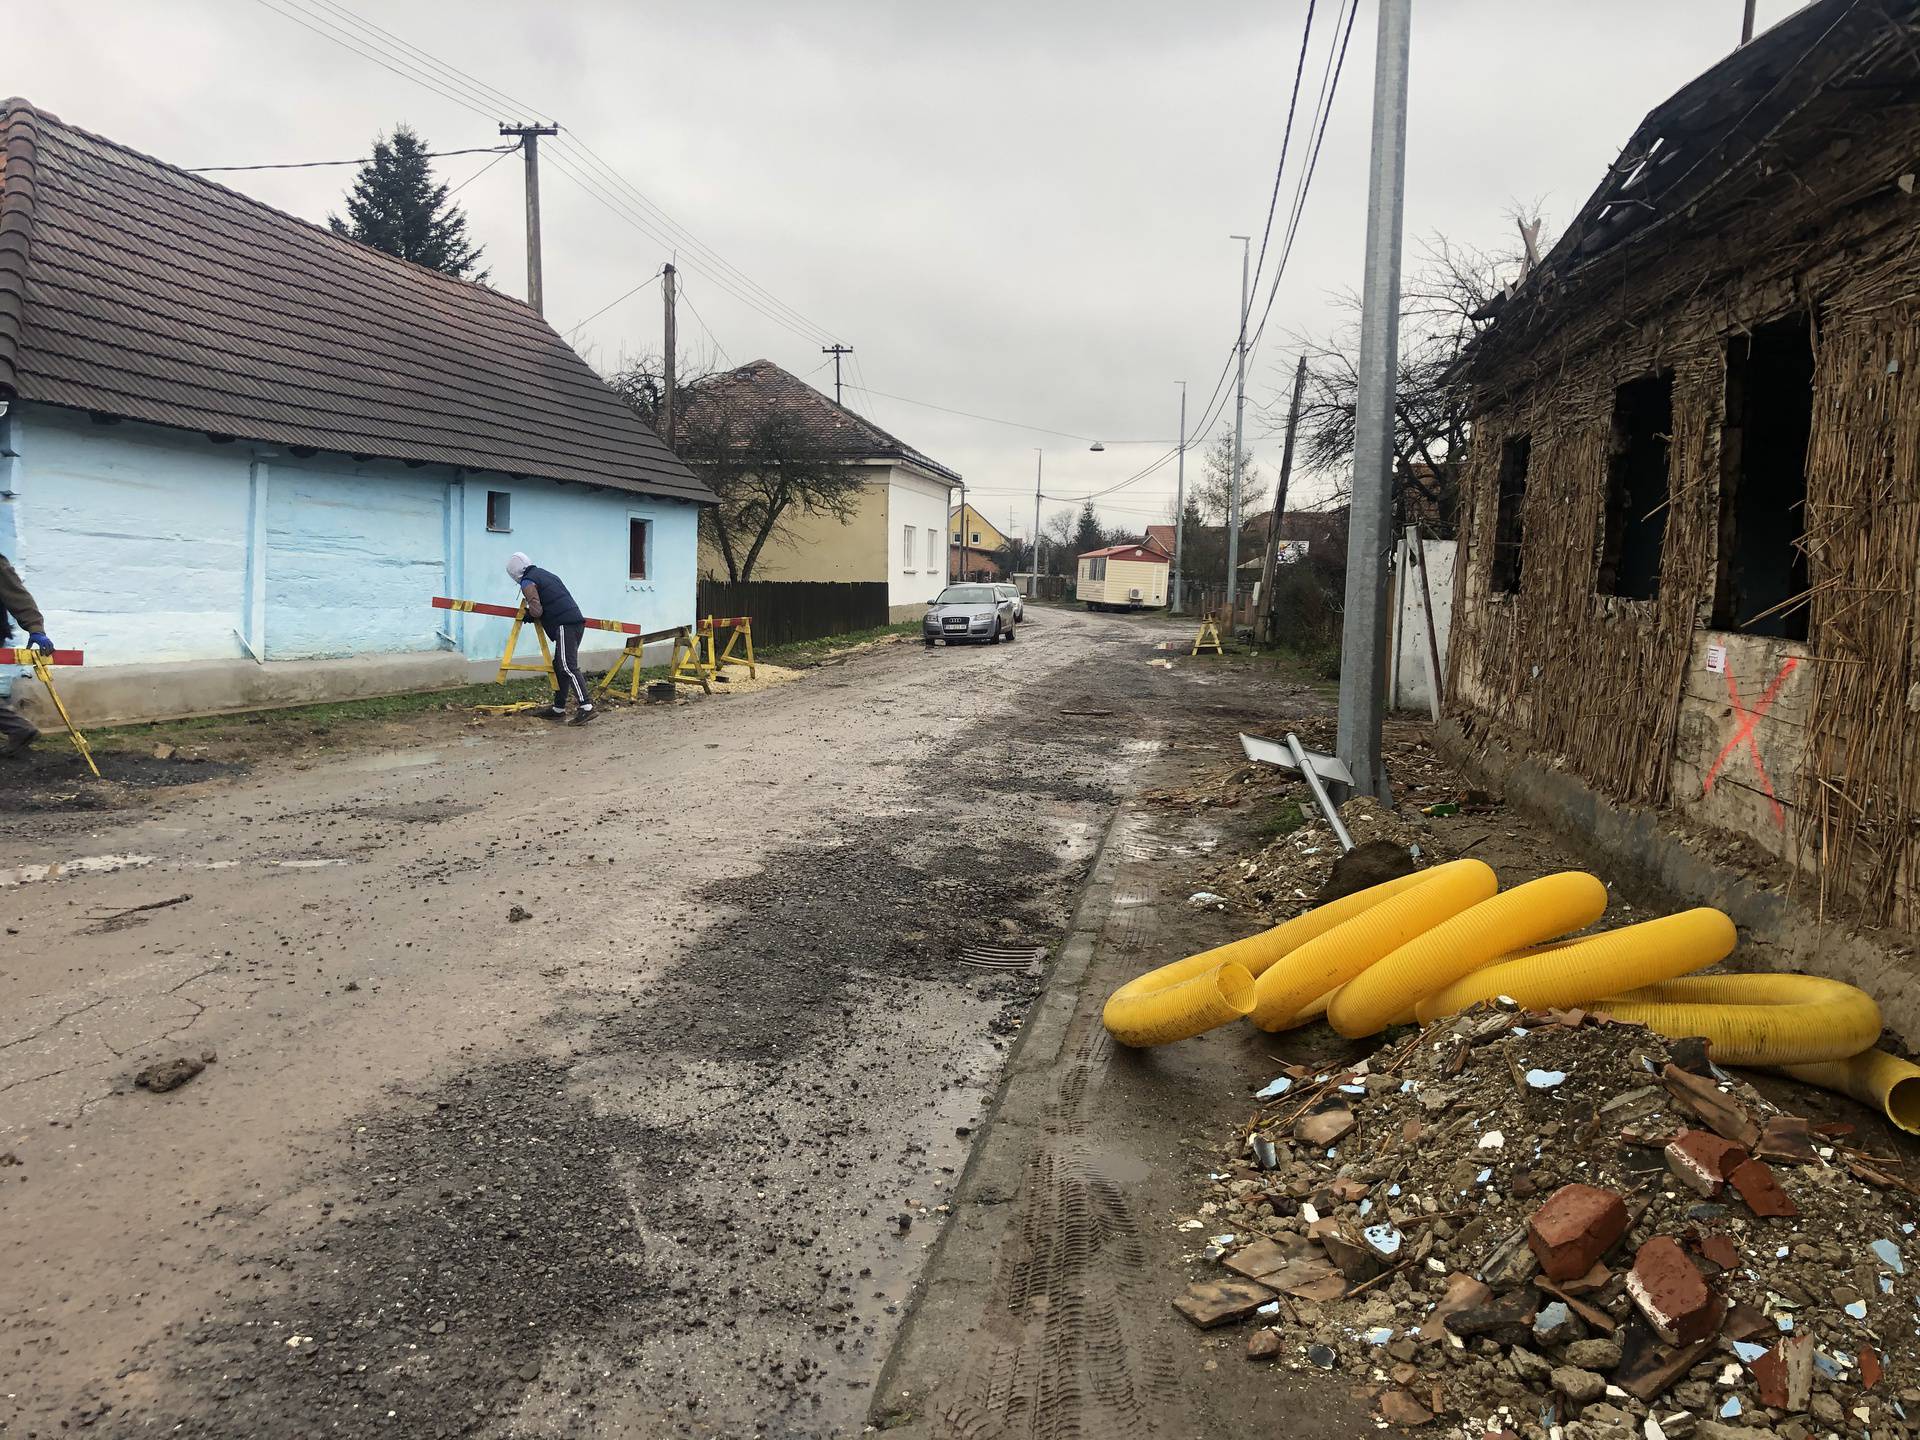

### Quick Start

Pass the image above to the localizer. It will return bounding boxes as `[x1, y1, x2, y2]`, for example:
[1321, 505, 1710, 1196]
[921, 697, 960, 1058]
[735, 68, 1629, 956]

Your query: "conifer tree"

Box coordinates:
[329, 125, 486, 281]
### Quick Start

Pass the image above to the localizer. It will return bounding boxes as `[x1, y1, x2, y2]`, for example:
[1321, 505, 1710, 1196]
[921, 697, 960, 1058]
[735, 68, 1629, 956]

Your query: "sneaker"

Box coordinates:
[569, 706, 597, 726]
[0, 727, 37, 758]
[542, 706, 569, 722]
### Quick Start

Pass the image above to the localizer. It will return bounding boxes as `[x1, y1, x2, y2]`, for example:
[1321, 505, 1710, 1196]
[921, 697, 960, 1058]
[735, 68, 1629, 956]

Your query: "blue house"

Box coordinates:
[0, 98, 714, 723]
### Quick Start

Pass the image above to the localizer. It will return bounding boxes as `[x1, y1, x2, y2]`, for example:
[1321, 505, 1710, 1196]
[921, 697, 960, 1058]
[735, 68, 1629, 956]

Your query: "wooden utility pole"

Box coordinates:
[822, 345, 853, 405]
[661, 264, 677, 447]
[1740, 0, 1758, 44]
[499, 123, 561, 314]
[1257, 356, 1310, 643]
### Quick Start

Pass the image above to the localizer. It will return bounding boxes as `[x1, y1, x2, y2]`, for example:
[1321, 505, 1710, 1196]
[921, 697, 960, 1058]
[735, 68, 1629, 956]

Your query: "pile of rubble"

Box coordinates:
[1200, 797, 1438, 919]
[1175, 1004, 1920, 1438]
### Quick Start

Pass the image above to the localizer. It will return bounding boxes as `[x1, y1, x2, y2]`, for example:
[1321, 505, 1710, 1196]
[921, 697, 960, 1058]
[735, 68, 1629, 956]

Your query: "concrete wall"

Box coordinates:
[886, 465, 952, 618]
[2, 403, 701, 722]
[1390, 537, 1456, 713]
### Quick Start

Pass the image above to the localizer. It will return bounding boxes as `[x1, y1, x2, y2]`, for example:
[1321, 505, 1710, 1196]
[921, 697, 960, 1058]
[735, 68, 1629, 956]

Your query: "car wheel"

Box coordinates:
[1005, 625, 1016, 642]
[924, 638, 935, 648]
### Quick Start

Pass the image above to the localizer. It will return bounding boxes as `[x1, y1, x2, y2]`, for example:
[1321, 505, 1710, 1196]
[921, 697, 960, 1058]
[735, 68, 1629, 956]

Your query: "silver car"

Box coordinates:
[992, 582, 1026, 622]
[924, 584, 1017, 645]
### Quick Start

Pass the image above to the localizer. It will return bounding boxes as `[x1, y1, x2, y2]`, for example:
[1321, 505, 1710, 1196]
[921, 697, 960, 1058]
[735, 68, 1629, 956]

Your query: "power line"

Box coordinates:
[446, 143, 518, 196]
[676, 276, 732, 368]
[187, 141, 515, 173]
[564, 267, 666, 337]
[1245, 0, 1319, 319]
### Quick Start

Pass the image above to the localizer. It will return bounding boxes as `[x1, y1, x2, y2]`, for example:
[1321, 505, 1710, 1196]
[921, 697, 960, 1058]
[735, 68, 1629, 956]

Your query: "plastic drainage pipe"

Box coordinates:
[1327, 871, 1608, 1039]
[1100, 870, 1428, 1048]
[1780, 1049, 1920, 1135]
[1413, 908, 1736, 1023]
[1249, 859, 1499, 1032]
[1102, 959, 1257, 1048]
[1599, 973, 1883, 1067]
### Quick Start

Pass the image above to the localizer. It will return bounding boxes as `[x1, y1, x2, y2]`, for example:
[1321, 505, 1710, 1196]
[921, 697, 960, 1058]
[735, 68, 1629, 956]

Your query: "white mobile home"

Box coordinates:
[1076, 544, 1168, 611]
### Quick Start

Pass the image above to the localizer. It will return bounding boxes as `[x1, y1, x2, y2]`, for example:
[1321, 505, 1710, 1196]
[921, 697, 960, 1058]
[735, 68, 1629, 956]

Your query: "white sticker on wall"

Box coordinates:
[1705, 643, 1727, 674]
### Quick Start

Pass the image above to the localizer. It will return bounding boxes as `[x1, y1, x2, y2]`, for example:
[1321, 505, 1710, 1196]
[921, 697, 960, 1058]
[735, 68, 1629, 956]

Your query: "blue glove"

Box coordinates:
[26, 633, 52, 654]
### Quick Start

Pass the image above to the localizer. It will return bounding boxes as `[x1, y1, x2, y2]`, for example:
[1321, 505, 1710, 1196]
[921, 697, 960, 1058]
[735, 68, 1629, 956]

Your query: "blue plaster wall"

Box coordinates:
[5, 404, 701, 672]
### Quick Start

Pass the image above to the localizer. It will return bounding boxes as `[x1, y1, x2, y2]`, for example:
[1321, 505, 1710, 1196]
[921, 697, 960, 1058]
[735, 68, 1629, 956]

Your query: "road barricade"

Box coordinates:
[666, 616, 755, 695]
[431, 596, 708, 707]
[1191, 618, 1224, 656]
[6, 646, 97, 776]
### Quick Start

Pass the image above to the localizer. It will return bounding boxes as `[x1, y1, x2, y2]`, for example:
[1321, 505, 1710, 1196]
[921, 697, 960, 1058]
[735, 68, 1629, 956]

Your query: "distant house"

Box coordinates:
[1076, 543, 1168, 611]
[682, 360, 958, 621]
[0, 98, 713, 724]
[949, 503, 1009, 581]
[1142, 524, 1177, 559]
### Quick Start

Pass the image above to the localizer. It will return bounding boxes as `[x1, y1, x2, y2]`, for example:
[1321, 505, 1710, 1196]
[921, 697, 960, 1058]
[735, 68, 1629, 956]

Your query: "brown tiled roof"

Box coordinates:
[1142, 524, 1175, 556]
[681, 359, 960, 485]
[0, 98, 712, 505]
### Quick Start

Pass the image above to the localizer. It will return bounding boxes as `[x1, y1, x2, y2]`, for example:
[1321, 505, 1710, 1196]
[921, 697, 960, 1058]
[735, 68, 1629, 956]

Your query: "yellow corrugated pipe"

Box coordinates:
[1600, 973, 1883, 1067]
[1414, 908, 1736, 1023]
[1102, 957, 1257, 1048]
[1780, 1049, 1920, 1135]
[1100, 870, 1428, 1047]
[1250, 859, 1498, 1032]
[1327, 872, 1608, 1039]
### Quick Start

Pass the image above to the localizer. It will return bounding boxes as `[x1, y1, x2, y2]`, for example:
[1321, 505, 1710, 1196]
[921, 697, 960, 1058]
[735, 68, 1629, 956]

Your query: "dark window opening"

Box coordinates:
[628, 518, 650, 579]
[1491, 435, 1530, 594]
[1713, 317, 1812, 640]
[485, 490, 511, 533]
[1597, 372, 1674, 599]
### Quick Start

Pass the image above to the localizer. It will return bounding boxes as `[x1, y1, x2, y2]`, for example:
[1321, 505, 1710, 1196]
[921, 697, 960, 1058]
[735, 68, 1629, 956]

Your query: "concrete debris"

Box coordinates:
[133, 1050, 215, 1093]
[1184, 1000, 1920, 1432]
[506, 904, 533, 922]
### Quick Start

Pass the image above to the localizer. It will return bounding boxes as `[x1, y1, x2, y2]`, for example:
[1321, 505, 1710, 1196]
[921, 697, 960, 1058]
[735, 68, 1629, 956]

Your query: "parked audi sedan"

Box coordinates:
[924, 584, 1017, 645]
[992, 582, 1026, 622]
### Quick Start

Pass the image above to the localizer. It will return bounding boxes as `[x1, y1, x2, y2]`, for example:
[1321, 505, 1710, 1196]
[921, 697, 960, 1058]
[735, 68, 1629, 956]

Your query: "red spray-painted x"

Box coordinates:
[1702, 656, 1800, 827]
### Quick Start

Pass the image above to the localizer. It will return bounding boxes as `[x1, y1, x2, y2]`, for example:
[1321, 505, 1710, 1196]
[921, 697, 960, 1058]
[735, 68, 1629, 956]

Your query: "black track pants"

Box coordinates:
[549, 623, 589, 710]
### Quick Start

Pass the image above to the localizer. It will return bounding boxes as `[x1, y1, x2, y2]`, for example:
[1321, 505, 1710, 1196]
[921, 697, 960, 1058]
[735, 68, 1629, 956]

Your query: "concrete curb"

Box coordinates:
[866, 799, 1130, 1431]
[1435, 717, 1920, 1050]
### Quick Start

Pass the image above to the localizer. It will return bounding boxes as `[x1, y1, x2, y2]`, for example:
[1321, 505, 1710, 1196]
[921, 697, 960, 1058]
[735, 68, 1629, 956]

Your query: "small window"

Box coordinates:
[1713, 317, 1812, 639]
[902, 524, 914, 568]
[486, 490, 511, 533]
[1490, 435, 1530, 594]
[628, 518, 650, 579]
[926, 527, 937, 568]
[971, 531, 981, 544]
[1597, 372, 1674, 600]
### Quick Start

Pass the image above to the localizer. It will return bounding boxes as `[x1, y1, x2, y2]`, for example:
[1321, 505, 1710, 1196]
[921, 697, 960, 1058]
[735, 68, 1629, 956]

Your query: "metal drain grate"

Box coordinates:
[957, 943, 1049, 971]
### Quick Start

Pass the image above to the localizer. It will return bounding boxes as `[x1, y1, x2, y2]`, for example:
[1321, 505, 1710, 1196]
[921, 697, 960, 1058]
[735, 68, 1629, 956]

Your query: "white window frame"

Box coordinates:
[902, 523, 915, 568]
[628, 514, 652, 581]
[486, 490, 512, 533]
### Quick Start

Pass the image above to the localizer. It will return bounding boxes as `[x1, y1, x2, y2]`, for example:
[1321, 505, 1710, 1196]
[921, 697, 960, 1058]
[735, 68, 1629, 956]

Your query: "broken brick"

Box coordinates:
[1756, 1115, 1818, 1165]
[1751, 1344, 1789, 1409]
[1727, 1157, 1800, 1218]
[1419, 1272, 1491, 1341]
[1246, 1328, 1283, 1360]
[1661, 1065, 1760, 1148]
[1861, 1348, 1883, 1390]
[1528, 1183, 1629, 1282]
[1664, 1130, 1749, 1197]
[1171, 1278, 1275, 1329]
[1695, 1233, 1740, 1271]
[1626, 1236, 1724, 1346]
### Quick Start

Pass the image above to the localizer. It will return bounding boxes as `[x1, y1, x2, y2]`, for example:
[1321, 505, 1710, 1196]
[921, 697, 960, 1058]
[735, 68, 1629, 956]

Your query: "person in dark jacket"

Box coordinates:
[0, 552, 54, 757]
[506, 552, 595, 725]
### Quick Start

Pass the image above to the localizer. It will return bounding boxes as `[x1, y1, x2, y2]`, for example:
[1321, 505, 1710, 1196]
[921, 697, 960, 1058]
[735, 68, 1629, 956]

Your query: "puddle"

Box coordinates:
[333, 750, 444, 774]
[271, 858, 352, 869]
[1122, 739, 1167, 754]
[0, 853, 155, 888]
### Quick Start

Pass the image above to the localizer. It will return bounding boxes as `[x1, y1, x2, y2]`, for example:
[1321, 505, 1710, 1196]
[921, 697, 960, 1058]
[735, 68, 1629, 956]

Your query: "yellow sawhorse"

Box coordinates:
[8, 646, 99, 777]
[668, 623, 716, 694]
[1191, 618, 1224, 656]
[595, 621, 696, 703]
[712, 616, 756, 678]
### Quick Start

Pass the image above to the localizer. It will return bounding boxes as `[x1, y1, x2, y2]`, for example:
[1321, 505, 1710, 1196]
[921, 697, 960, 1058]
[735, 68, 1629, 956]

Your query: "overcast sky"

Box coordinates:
[11, 0, 1809, 541]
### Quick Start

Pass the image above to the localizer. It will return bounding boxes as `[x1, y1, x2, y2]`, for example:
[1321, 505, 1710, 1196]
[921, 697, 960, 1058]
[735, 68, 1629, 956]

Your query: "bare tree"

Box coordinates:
[1276, 212, 1547, 536]
[609, 356, 869, 583]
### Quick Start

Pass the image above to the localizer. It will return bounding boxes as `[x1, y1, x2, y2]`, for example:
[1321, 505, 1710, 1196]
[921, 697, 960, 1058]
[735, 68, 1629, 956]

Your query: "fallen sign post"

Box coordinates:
[7, 646, 98, 778]
[1239, 731, 1355, 853]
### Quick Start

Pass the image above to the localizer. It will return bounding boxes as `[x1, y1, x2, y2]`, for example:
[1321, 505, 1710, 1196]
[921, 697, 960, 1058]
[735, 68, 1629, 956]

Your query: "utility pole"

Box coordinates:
[661, 264, 677, 448]
[499, 123, 560, 314]
[1258, 356, 1309, 643]
[1226, 234, 1251, 624]
[1172, 381, 1188, 615]
[956, 483, 968, 583]
[1335, 0, 1412, 802]
[1031, 450, 1044, 600]
[822, 345, 853, 405]
[1740, 0, 1758, 44]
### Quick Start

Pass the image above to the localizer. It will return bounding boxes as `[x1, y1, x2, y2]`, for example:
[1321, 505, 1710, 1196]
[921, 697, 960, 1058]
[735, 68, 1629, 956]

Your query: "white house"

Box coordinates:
[687, 360, 959, 622]
[0, 97, 713, 724]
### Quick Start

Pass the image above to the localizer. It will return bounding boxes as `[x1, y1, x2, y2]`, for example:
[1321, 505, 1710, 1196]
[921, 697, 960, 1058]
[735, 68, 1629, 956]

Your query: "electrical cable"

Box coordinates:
[564, 267, 667, 337]
[188, 142, 515, 173]
[676, 276, 732, 368]
[446, 144, 518, 197]
[1245, 0, 1318, 321]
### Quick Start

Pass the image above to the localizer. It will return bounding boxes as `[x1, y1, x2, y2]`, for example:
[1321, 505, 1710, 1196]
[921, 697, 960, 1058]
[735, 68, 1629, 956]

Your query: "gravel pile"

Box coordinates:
[1177, 1003, 1920, 1439]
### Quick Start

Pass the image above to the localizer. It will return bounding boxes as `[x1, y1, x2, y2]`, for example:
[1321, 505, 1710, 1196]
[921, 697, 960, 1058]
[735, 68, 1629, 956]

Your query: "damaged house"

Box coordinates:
[1448, 0, 1920, 925]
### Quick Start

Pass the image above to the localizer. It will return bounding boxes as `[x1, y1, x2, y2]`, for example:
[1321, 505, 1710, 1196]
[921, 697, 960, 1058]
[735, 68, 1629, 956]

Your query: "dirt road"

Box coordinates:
[0, 606, 1208, 1439]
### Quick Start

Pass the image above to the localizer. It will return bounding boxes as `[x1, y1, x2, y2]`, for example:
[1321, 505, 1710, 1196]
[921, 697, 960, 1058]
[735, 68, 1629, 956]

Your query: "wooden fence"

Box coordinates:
[695, 580, 890, 647]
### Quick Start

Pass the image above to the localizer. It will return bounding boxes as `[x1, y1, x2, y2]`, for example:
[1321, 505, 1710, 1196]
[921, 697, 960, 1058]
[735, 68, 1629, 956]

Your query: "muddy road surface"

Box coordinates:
[0, 607, 1202, 1439]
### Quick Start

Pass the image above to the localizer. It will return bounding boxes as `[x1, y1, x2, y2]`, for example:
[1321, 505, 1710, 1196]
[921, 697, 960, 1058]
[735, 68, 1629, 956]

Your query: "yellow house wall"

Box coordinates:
[699, 469, 889, 582]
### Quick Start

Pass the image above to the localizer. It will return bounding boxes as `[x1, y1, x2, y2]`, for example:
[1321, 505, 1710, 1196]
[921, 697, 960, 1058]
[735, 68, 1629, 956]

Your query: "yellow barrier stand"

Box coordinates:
[9, 647, 100, 778]
[494, 603, 554, 683]
[668, 624, 716, 694]
[1192, 618, 1224, 656]
[713, 616, 756, 678]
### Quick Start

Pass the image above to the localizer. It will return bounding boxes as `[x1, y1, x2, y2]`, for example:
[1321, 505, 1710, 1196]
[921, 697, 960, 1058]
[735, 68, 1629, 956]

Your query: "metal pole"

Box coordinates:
[1258, 356, 1309, 642]
[1171, 381, 1187, 615]
[1334, 0, 1411, 801]
[1031, 450, 1043, 599]
[500, 124, 560, 314]
[1741, 0, 1757, 44]
[1286, 732, 1355, 853]
[958, 483, 967, 582]
[661, 264, 677, 447]
[1406, 523, 1444, 722]
[1226, 235, 1251, 624]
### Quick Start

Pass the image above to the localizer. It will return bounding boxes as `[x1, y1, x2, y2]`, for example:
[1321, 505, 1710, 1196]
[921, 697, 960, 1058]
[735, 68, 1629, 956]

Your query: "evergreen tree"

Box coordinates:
[329, 125, 487, 281]
[1072, 499, 1104, 556]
